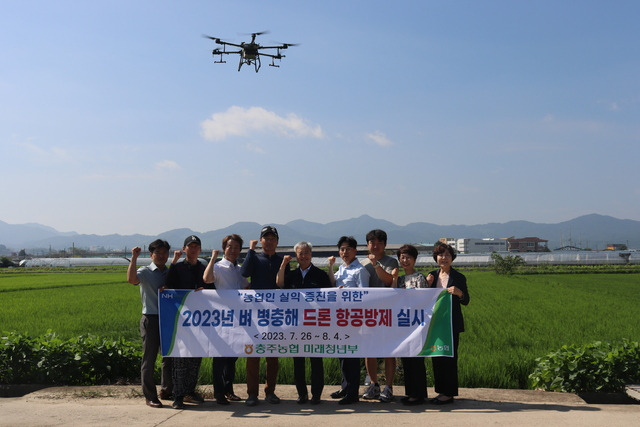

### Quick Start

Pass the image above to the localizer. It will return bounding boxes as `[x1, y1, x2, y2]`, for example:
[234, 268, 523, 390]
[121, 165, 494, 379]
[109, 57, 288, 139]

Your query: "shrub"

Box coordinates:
[0, 257, 15, 268]
[529, 340, 640, 393]
[0, 331, 141, 385]
[490, 252, 525, 275]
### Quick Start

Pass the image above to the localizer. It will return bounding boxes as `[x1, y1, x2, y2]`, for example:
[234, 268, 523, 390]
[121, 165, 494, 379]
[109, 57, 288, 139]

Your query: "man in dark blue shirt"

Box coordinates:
[240, 225, 289, 406]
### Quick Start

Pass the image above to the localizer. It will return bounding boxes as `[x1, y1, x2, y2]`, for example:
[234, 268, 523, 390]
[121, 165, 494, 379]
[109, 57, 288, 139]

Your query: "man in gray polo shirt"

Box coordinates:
[361, 229, 399, 403]
[127, 239, 173, 408]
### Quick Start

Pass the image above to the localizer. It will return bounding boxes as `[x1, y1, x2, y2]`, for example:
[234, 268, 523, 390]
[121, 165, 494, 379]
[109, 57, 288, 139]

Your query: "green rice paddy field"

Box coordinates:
[1, 268, 638, 389]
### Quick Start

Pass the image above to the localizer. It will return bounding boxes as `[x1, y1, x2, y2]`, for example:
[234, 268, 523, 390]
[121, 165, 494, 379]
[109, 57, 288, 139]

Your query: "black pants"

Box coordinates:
[212, 357, 237, 397]
[140, 315, 173, 400]
[293, 357, 324, 398]
[172, 357, 202, 399]
[339, 358, 360, 398]
[432, 333, 460, 397]
[401, 357, 427, 399]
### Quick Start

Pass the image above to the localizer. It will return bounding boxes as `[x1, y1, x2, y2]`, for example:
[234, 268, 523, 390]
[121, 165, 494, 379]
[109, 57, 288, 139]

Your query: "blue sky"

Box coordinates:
[2, 1, 639, 235]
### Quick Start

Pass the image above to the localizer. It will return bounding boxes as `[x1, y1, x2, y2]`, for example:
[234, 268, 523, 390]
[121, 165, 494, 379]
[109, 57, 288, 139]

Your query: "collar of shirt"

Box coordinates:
[300, 264, 311, 278]
[148, 262, 166, 273]
[342, 258, 363, 269]
[218, 258, 237, 268]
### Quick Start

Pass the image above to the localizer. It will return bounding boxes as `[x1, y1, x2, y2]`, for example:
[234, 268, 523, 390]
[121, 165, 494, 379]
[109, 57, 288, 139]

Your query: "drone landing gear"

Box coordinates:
[212, 49, 226, 64]
[238, 58, 261, 72]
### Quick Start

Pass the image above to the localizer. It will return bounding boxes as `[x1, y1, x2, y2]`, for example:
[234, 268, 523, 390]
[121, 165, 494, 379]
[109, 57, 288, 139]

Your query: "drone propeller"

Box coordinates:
[276, 42, 299, 49]
[244, 30, 269, 37]
[202, 34, 224, 43]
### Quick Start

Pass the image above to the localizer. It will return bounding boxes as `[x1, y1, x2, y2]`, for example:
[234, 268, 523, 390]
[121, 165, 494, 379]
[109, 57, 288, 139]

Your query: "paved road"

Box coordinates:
[1, 385, 638, 426]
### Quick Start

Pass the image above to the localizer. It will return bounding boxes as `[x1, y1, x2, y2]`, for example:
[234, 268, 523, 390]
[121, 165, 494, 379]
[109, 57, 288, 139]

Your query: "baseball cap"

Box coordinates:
[260, 225, 279, 239]
[183, 235, 201, 247]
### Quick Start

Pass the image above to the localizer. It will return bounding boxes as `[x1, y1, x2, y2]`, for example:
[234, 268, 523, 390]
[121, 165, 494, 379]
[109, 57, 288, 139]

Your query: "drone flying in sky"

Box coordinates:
[203, 31, 298, 72]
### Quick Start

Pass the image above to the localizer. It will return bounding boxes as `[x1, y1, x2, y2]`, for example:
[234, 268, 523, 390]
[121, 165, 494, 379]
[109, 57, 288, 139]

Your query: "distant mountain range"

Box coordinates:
[1, 214, 638, 253]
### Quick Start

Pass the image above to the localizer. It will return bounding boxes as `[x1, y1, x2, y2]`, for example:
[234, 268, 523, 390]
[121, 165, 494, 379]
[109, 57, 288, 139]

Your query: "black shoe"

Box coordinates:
[159, 390, 173, 400]
[146, 399, 163, 408]
[265, 393, 281, 404]
[338, 395, 359, 405]
[430, 396, 454, 405]
[215, 396, 230, 405]
[172, 397, 185, 409]
[330, 389, 347, 399]
[184, 392, 204, 403]
[297, 395, 308, 404]
[310, 396, 322, 405]
[226, 392, 242, 401]
[246, 394, 258, 406]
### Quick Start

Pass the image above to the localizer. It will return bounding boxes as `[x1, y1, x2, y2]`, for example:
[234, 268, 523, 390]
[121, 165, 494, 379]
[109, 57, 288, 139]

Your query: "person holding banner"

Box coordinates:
[276, 241, 332, 404]
[203, 233, 249, 405]
[361, 229, 400, 403]
[127, 239, 173, 409]
[240, 225, 289, 406]
[328, 236, 370, 405]
[165, 235, 208, 410]
[394, 244, 430, 405]
[426, 243, 469, 405]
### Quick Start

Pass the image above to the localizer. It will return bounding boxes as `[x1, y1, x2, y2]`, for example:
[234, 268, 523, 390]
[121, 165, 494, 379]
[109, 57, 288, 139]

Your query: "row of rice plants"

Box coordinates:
[459, 271, 639, 388]
[0, 271, 125, 292]
[2, 269, 638, 388]
[0, 277, 142, 343]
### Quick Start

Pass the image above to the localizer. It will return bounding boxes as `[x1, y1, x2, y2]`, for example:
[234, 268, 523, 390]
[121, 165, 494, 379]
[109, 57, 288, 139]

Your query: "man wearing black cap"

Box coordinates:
[240, 225, 289, 406]
[165, 235, 209, 409]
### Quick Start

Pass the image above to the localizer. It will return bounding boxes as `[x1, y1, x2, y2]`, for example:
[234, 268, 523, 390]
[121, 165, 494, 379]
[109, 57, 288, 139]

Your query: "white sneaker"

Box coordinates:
[362, 382, 380, 399]
[379, 385, 394, 402]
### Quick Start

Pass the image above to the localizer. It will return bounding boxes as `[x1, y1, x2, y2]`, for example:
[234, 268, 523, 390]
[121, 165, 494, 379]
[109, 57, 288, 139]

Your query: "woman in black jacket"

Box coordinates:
[426, 243, 470, 405]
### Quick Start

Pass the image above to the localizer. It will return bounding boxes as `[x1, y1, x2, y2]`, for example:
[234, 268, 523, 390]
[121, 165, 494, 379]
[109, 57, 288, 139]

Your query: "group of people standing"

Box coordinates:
[128, 226, 469, 410]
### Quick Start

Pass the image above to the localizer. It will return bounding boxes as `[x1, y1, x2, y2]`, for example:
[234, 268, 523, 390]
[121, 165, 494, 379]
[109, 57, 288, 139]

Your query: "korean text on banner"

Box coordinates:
[159, 287, 453, 358]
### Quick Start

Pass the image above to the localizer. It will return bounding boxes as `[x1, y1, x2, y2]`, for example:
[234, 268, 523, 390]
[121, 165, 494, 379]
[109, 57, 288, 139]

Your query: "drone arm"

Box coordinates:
[219, 41, 243, 48]
[259, 52, 284, 59]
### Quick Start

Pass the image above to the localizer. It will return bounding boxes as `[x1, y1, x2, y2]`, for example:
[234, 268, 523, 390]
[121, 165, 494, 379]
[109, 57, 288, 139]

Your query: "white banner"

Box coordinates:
[159, 287, 453, 358]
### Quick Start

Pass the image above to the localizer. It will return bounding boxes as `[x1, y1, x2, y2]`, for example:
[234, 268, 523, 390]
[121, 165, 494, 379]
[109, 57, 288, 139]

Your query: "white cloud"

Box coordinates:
[365, 130, 394, 147]
[540, 115, 605, 133]
[597, 99, 621, 111]
[83, 172, 145, 181]
[16, 141, 73, 162]
[200, 106, 323, 141]
[244, 143, 266, 154]
[155, 160, 181, 171]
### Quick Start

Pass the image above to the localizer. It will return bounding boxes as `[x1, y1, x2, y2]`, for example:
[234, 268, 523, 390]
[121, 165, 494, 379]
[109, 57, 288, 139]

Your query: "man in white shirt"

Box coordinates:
[203, 234, 249, 404]
[328, 236, 370, 404]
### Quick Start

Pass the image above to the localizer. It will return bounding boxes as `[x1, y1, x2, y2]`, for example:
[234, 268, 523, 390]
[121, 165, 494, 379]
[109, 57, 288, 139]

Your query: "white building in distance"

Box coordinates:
[440, 237, 508, 254]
